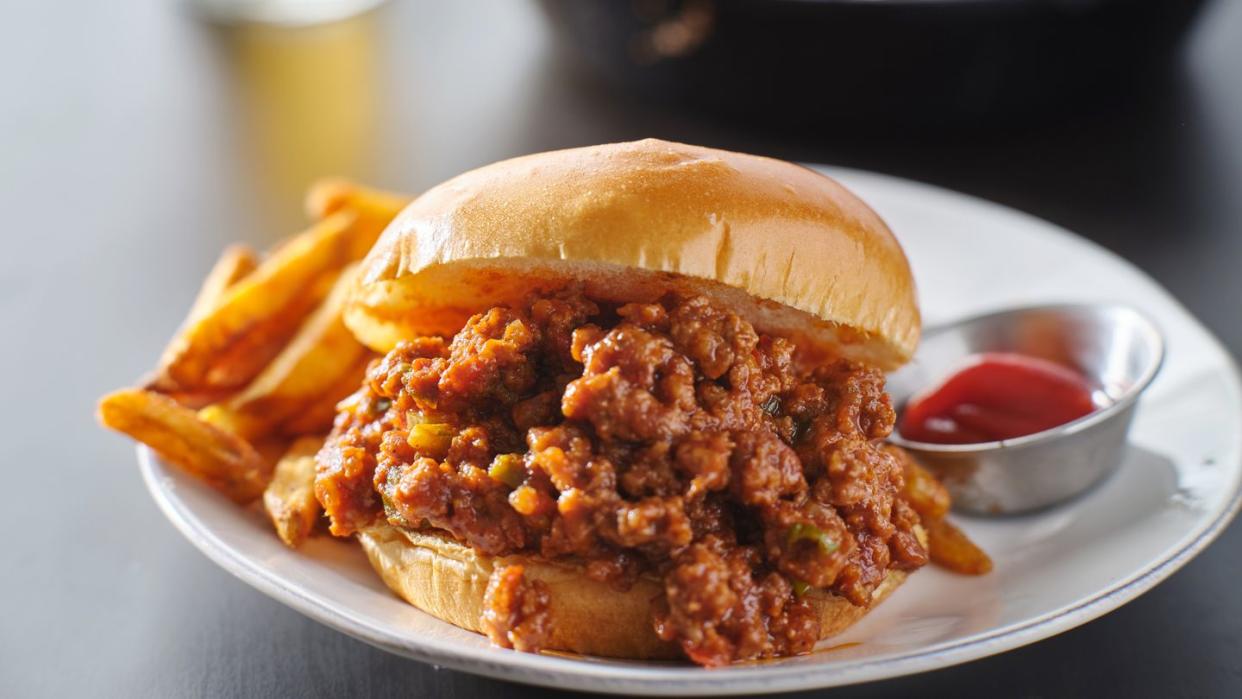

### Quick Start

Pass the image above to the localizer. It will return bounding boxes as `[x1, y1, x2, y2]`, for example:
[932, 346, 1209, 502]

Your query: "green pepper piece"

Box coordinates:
[786, 522, 839, 555]
[488, 453, 526, 488]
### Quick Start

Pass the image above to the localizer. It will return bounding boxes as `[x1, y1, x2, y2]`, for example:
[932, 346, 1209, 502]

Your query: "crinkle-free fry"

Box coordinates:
[200, 266, 369, 441]
[147, 244, 258, 394]
[305, 177, 411, 221]
[263, 436, 325, 548]
[202, 268, 340, 390]
[97, 389, 270, 503]
[161, 211, 359, 391]
[898, 452, 951, 521]
[182, 244, 260, 331]
[927, 517, 994, 575]
[305, 179, 412, 259]
[279, 357, 370, 437]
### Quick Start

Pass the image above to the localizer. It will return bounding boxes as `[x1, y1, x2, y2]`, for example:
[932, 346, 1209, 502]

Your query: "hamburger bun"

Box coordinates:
[358, 525, 917, 660]
[345, 138, 919, 370]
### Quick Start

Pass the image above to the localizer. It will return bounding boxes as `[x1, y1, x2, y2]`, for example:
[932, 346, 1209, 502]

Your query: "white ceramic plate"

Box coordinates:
[138, 166, 1242, 695]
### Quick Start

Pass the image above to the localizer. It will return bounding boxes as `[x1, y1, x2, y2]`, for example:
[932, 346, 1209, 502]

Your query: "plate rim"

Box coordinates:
[137, 165, 1242, 695]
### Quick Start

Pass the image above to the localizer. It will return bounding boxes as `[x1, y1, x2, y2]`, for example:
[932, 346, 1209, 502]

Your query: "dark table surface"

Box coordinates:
[5, 1, 1241, 696]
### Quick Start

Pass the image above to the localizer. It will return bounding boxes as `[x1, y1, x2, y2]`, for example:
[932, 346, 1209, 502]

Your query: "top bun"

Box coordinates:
[346, 139, 920, 368]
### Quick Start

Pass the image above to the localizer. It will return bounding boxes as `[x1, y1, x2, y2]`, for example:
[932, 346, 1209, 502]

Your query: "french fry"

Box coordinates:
[900, 456, 951, 522]
[97, 389, 270, 503]
[153, 387, 237, 411]
[253, 433, 294, 469]
[197, 403, 266, 445]
[199, 265, 370, 441]
[202, 268, 341, 390]
[279, 357, 370, 437]
[146, 244, 258, 394]
[305, 179, 411, 259]
[305, 178, 411, 221]
[888, 445, 990, 573]
[160, 210, 362, 392]
[887, 444, 952, 521]
[926, 517, 994, 575]
[263, 436, 325, 548]
[181, 244, 261, 332]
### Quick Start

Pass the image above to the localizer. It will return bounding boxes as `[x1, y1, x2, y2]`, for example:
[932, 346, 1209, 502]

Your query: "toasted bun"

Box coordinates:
[346, 139, 919, 369]
[358, 525, 911, 660]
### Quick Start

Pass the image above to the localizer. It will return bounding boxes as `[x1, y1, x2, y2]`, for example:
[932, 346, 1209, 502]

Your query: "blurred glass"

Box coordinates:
[220, 12, 381, 238]
[191, 0, 386, 26]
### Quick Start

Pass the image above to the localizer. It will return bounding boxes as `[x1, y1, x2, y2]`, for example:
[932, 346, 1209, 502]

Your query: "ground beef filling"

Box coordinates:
[482, 565, 552, 653]
[316, 291, 928, 666]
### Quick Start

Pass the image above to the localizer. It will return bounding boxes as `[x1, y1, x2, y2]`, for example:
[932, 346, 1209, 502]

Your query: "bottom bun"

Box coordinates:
[358, 525, 913, 661]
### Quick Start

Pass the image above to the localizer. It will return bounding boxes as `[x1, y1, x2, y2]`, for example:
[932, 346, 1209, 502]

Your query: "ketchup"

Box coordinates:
[898, 352, 1098, 444]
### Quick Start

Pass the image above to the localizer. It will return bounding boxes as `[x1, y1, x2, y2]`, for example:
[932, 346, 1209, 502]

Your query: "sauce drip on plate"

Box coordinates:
[899, 352, 1098, 444]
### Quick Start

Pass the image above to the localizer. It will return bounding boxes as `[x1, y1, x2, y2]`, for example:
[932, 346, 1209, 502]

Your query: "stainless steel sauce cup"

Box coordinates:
[887, 304, 1164, 516]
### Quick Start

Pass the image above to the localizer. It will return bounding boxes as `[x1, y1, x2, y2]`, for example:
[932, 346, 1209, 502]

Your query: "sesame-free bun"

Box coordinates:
[345, 139, 920, 369]
[357, 525, 912, 660]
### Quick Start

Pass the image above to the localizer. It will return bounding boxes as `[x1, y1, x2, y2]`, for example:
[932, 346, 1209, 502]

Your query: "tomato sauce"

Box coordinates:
[898, 353, 1098, 444]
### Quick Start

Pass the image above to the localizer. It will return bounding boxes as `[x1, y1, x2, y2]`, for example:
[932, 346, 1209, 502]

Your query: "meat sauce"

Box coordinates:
[899, 352, 1098, 444]
[315, 290, 929, 666]
[482, 564, 552, 652]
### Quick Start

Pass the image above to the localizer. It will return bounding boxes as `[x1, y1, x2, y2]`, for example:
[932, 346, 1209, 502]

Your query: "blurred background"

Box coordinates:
[3, 1, 1241, 696]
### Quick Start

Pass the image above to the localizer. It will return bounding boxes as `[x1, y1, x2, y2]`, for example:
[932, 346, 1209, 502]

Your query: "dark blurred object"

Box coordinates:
[538, 0, 1207, 128]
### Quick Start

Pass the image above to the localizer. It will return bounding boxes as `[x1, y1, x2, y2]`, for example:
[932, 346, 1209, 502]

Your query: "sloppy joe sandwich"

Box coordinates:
[314, 138, 960, 666]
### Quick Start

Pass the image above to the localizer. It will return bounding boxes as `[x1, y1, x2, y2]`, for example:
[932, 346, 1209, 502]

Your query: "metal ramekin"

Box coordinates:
[887, 304, 1165, 516]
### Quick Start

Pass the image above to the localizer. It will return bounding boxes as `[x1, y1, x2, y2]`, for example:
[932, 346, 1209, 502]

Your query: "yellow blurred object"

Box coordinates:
[226, 14, 381, 237]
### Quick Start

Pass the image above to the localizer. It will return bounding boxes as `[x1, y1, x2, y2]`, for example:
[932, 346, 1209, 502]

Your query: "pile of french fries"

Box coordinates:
[98, 180, 411, 548]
